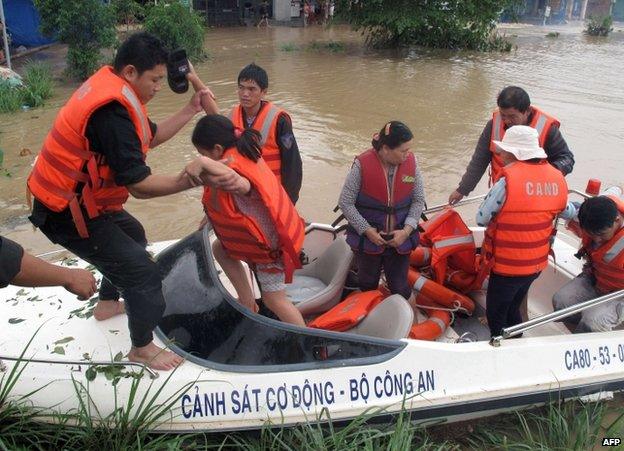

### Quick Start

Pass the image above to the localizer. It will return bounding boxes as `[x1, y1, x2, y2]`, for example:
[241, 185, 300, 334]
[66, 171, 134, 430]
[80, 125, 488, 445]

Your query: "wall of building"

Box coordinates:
[274, 0, 290, 21]
[586, 0, 614, 16]
[274, 0, 302, 22]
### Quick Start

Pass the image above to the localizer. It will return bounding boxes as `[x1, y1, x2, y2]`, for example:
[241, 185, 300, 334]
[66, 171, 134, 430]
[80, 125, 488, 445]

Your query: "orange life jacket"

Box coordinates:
[201, 147, 304, 282]
[308, 290, 385, 331]
[483, 160, 567, 276]
[27, 66, 152, 238]
[409, 246, 431, 267]
[420, 208, 478, 284]
[489, 106, 560, 184]
[582, 196, 624, 294]
[229, 101, 288, 182]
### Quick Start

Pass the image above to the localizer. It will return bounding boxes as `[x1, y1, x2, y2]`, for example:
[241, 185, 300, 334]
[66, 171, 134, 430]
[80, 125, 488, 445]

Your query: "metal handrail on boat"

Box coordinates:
[490, 289, 624, 346]
[0, 356, 159, 379]
[423, 194, 487, 215]
[568, 188, 591, 200]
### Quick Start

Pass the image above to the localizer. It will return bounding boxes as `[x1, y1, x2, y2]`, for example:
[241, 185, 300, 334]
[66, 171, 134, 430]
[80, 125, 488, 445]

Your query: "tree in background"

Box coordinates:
[112, 0, 145, 31]
[335, 0, 515, 51]
[143, 2, 206, 60]
[35, 0, 116, 80]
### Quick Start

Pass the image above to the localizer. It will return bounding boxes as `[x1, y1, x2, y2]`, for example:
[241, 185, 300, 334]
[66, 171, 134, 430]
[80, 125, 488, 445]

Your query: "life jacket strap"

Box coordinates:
[68, 197, 89, 239]
[354, 203, 410, 214]
[39, 147, 90, 183]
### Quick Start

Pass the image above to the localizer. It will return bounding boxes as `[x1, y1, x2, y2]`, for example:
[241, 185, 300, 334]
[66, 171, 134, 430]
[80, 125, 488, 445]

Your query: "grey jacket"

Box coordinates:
[457, 118, 575, 196]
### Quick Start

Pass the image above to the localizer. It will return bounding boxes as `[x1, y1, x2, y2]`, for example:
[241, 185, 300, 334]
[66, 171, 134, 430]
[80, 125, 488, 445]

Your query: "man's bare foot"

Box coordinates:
[93, 300, 126, 321]
[128, 342, 184, 371]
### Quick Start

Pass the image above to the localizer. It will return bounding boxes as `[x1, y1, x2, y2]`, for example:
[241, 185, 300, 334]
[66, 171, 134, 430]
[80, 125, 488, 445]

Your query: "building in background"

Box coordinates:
[519, 0, 622, 22]
[192, 0, 315, 26]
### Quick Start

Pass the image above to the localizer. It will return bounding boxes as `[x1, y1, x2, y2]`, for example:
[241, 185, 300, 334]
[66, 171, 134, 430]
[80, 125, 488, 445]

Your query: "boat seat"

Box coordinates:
[287, 237, 353, 315]
[349, 294, 414, 340]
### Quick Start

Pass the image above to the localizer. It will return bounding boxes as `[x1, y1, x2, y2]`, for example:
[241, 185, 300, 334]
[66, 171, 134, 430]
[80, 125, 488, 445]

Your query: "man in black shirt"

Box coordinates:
[0, 236, 96, 297]
[28, 33, 217, 370]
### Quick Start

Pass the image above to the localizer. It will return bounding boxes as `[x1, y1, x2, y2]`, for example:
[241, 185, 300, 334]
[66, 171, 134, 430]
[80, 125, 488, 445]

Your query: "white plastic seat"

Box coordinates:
[287, 237, 353, 315]
[348, 294, 414, 340]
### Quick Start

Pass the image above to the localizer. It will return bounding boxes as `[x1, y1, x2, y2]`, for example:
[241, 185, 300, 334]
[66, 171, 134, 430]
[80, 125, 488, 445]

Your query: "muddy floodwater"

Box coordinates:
[1, 24, 623, 254]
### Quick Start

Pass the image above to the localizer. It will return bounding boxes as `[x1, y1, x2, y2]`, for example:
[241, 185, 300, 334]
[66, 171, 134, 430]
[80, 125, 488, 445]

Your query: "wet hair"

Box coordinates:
[113, 32, 169, 75]
[578, 196, 619, 234]
[237, 63, 269, 90]
[497, 86, 531, 113]
[371, 121, 414, 151]
[192, 114, 262, 162]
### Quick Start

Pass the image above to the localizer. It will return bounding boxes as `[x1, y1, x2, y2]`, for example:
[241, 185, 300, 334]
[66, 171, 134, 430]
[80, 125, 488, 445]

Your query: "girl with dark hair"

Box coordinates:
[184, 115, 306, 326]
[338, 121, 425, 299]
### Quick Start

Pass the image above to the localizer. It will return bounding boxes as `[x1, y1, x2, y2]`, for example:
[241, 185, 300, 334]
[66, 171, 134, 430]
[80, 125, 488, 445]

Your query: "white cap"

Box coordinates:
[492, 125, 547, 160]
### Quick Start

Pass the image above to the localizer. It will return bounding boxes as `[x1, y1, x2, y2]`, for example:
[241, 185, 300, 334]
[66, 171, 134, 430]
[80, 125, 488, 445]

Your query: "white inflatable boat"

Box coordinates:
[1, 197, 623, 432]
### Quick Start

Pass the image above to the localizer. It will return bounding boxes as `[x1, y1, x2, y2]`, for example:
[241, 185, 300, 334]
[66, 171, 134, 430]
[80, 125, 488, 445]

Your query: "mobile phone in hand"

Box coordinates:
[167, 48, 190, 94]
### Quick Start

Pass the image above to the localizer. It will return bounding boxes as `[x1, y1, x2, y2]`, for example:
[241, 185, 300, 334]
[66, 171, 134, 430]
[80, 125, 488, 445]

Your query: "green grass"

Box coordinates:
[0, 61, 54, 113]
[307, 40, 346, 53]
[466, 399, 624, 450]
[0, 83, 23, 113]
[20, 61, 55, 108]
[2, 393, 622, 449]
[280, 42, 301, 52]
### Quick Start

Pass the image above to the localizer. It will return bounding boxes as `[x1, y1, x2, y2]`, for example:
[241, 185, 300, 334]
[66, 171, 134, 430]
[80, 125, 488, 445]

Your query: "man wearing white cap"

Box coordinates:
[476, 125, 571, 337]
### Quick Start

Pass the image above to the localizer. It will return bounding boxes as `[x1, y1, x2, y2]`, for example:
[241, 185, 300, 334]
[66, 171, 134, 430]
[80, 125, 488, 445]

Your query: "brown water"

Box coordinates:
[1, 24, 624, 254]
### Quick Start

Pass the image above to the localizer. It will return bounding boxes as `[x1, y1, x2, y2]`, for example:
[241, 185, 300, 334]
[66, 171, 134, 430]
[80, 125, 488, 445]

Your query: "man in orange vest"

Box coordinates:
[228, 63, 302, 204]
[552, 190, 624, 332]
[449, 86, 574, 205]
[476, 125, 568, 337]
[27, 32, 219, 370]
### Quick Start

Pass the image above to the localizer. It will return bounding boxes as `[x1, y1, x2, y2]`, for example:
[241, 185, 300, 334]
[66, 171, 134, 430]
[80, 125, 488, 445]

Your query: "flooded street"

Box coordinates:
[1, 24, 623, 254]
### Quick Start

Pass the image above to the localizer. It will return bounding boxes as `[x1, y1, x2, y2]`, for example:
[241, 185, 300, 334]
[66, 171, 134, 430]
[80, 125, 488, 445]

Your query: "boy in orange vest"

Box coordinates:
[229, 64, 302, 204]
[553, 189, 624, 332]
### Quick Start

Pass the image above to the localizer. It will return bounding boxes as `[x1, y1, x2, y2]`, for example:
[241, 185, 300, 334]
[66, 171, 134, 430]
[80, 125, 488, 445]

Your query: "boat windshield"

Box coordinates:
[155, 228, 404, 373]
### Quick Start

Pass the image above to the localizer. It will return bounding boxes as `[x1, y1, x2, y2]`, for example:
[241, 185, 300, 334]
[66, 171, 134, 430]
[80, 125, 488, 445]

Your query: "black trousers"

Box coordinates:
[38, 210, 164, 348]
[356, 248, 411, 299]
[486, 271, 540, 337]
